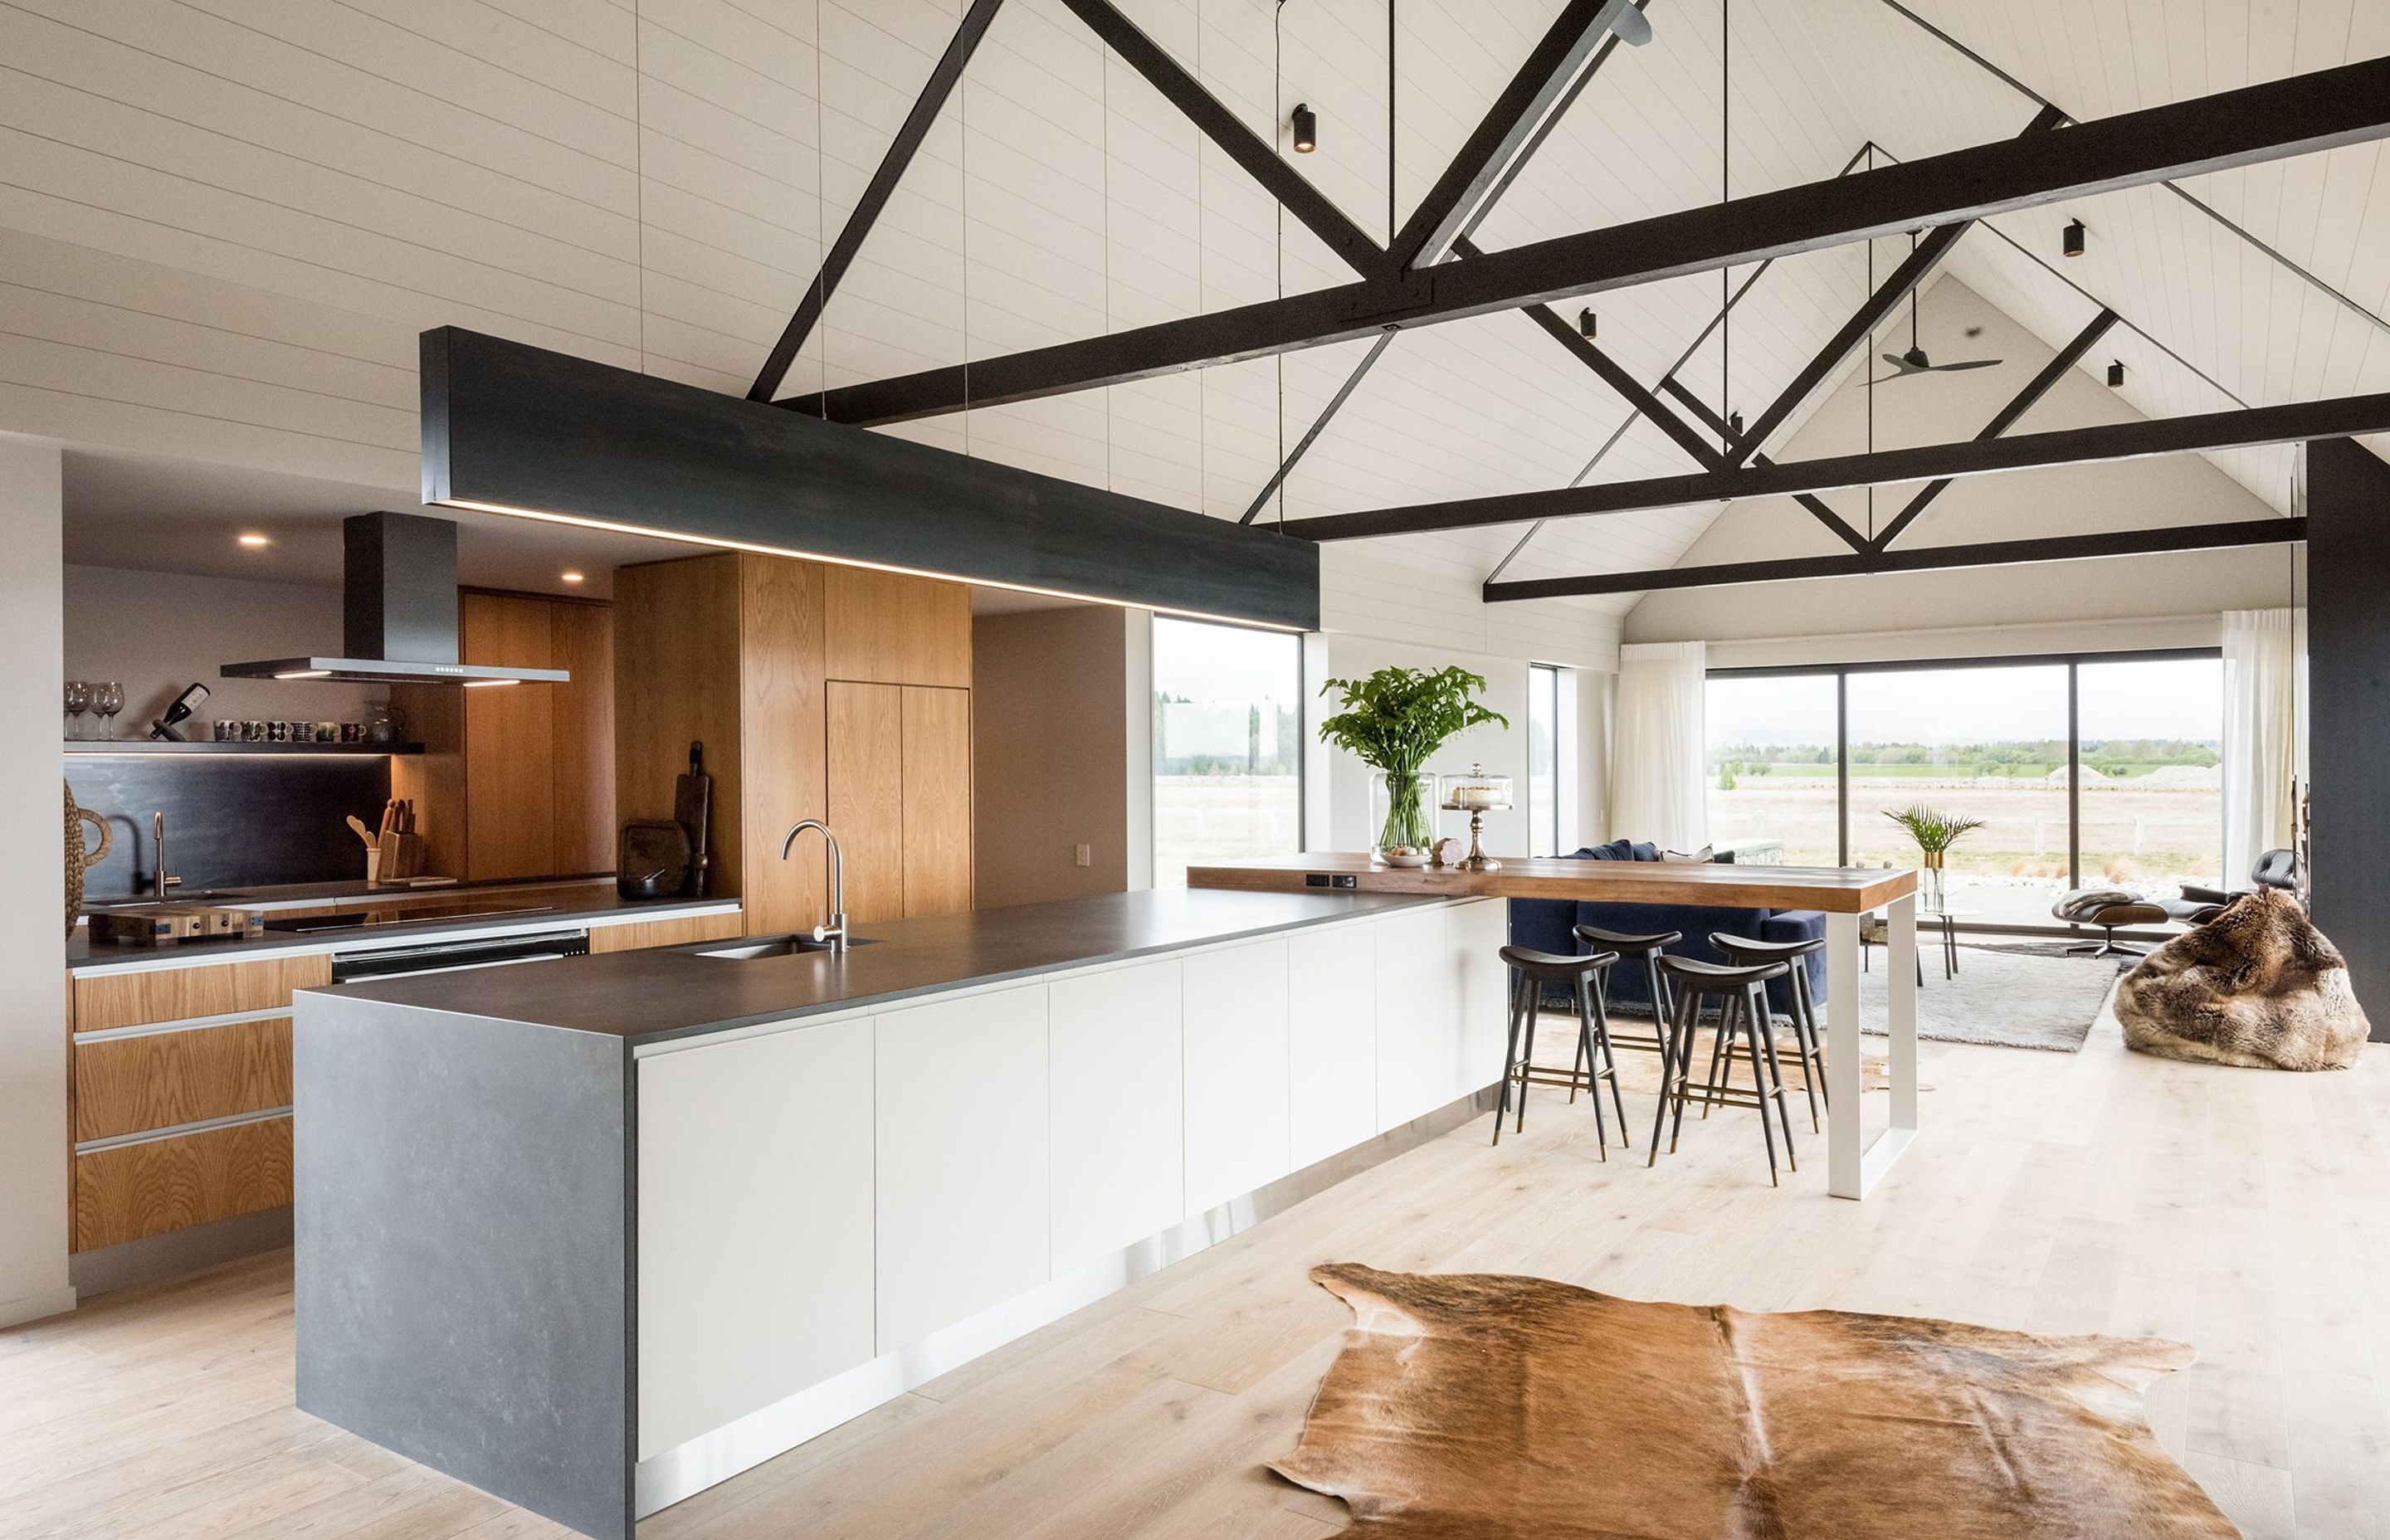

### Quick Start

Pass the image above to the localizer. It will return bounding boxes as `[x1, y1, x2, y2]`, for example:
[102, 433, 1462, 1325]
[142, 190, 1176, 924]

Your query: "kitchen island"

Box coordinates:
[292, 886, 1509, 1540]
[1186, 854, 1923, 1203]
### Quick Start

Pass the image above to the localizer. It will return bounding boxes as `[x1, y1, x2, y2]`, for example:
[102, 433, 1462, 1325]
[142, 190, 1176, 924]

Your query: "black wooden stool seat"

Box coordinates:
[1710, 932, 1830, 1133]
[1494, 944, 1629, 1154]
[1573, 924, 1682, 1057]
[1647, 954, 1802, 1187]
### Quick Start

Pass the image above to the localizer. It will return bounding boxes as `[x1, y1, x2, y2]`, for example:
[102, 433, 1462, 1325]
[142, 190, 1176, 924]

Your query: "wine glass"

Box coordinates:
[95, 682, 124, 739]
[63, 680, 89, 741]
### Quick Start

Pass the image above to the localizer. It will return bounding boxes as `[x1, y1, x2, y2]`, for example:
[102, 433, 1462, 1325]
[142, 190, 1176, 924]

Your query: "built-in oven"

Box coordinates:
[329, 928, 589, 983]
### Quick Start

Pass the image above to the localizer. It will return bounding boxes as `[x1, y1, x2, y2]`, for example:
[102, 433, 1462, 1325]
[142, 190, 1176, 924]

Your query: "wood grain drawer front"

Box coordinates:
[588, 911, 744, 953]
[73, 953, 332, 1034]
[74, 1018, 293, 1143]
[73, 1116, 292, 1254]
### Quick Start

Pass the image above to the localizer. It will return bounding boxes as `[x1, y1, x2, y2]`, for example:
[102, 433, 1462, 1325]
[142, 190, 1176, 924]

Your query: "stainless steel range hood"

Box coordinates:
[222, 510, 568, 685]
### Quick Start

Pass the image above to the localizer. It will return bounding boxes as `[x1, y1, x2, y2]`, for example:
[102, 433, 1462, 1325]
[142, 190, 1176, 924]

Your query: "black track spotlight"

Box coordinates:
[1578, 308, 1597, 339]
[2107, 359, 2126, 387]
[2063, 218, 2086, 258]
[1290, 103, 1317, 154]
[1727, 411, 1745, 439]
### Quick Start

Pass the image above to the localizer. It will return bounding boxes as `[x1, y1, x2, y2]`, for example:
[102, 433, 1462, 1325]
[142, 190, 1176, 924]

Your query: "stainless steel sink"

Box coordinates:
[692, 933, 872, 960]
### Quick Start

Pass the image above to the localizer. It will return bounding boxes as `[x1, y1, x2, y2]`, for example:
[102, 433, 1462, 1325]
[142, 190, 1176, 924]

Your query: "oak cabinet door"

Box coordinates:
[461, 592, 557, 880]
[900, 686, 973, 917]
[826, 681, 905, 924]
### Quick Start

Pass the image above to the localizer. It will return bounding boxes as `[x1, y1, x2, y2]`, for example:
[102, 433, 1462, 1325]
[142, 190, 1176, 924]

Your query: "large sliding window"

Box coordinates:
[1845, 662, 2072, 918]
[1151, 616, 1303, 885]
[2076, 655, 2224, 894]
[1705, 672, 1841, 865]
[1706, 650, 2222, 923]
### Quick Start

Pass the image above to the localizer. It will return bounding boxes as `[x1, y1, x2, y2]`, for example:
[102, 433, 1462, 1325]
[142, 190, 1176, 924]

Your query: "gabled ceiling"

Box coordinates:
[650, 0, 2389, 628]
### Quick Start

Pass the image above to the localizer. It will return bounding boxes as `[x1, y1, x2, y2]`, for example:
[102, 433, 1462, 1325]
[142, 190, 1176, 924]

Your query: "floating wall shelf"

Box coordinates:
[64, 741, 425, 757]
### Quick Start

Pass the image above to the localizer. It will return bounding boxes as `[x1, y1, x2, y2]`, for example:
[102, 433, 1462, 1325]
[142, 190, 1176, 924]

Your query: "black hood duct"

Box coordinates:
[222, 510, 568, 685]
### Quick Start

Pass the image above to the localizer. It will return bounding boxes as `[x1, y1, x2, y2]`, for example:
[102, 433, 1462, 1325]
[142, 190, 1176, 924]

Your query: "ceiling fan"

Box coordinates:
[1866, 249, 2002, 384]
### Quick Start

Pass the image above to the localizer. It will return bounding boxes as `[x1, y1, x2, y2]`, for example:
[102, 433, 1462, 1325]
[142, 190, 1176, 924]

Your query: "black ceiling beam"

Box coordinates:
[749, 0, 1007, 402]
[1483, 517, 2305, 600]
[1724, 105, 2061, 463]
[1388, 0, 1633, 270]
[1872, 307, 2119, 550]
[774, 56, 2390, 424]
[1655, 377, 1872, 553]
[1280, 390, 2390, 541]
[1055, 0, 1389, 280]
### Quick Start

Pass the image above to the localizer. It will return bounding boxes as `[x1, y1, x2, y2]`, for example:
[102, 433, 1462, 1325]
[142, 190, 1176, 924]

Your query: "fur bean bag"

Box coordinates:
[2115, 888, 2369, 1070]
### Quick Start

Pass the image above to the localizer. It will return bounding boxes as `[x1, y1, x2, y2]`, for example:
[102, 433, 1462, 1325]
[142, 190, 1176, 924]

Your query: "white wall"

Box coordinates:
[0, 436, 71, 1327]
[63, 564, 385, 731]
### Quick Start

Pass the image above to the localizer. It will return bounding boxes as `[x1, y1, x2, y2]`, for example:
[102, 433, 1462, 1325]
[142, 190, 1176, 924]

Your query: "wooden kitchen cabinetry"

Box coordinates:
[615, 556, 973, 936]
[66, 951, 328, 1254]
[393, 591, 615, 882]
[825, 682, 973, 923]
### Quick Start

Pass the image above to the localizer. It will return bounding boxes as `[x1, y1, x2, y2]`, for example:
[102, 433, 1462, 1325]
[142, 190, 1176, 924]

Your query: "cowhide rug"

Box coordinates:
[2116, 888, 2368, 1070]
[1272, 1264, 2236, 1539]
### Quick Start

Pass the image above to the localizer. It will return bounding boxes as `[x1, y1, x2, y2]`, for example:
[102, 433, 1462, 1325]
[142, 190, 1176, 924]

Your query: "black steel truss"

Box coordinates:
[1280, 390, 2390, 541]
[1388, 0, 1634, 270]
[1654, 377, 1871, 552]
[1719, 106, 2056, 465]
[1870, 307, 2118, 550]
[1480, 517, 2305, 600]
[749, 0, 1007, 402]
[772, 56, 2390, 424]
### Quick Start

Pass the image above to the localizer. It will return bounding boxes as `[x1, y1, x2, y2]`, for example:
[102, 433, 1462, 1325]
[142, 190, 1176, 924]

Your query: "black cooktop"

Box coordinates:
[262, 900, 559, 934]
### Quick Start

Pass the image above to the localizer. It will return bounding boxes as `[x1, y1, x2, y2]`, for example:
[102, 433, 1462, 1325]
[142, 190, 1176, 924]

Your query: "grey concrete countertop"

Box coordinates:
[69, 882, 739, 972]
[317, 887, 1440, 1045]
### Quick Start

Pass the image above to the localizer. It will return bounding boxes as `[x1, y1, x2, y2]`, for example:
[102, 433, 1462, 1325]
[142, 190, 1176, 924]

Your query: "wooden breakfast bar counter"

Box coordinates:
[1187, 855, 1923, 1199]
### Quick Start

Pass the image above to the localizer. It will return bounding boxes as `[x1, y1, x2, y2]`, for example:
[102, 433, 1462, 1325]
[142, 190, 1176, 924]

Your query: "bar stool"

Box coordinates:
[1709, 933, 1828, 1133]
[1647, 956, 1802, 1187]
[1572, 924, 1680, 1057]
[1495, 945, 1628, 1154]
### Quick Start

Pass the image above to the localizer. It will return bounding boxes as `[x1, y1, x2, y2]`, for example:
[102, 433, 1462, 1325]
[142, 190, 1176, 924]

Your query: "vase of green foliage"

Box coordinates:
[1883, 802, 1985, 910]
[1319, 666, 1509, 863]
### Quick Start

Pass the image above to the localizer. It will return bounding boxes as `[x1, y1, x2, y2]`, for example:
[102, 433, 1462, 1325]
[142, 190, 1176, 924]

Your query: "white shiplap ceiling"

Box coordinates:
[753, 0, 2388, 628]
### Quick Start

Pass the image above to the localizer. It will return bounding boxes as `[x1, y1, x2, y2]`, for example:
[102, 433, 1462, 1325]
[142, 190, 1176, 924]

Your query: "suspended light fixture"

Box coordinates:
[2107, 360, 2126, 387]
[1727, 411, 1744, 439]
[1290, 102, 1317, 154]
[2063, 218, 2086, 257]
[1578, 308, 1597, 339]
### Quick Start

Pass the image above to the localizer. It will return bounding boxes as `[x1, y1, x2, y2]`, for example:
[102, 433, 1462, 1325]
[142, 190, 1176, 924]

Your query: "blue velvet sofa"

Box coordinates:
[1505, 839, 1828, 1015]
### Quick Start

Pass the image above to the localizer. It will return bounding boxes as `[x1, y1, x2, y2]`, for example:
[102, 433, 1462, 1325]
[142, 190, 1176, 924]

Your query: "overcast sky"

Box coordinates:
[1151, 615, 1300, 704]
[1710, 657, 2224, 746]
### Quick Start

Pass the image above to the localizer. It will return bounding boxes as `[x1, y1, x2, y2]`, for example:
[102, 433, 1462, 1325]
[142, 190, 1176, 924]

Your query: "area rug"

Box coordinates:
[1856, 944, 2113, 1052]
[1602, 947, 2112, 1054]
[1272, 1264, 2234, 1540]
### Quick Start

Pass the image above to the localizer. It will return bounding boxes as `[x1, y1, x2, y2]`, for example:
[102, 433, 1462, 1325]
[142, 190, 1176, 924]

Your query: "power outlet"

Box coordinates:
[1074, 844, 1093, 868]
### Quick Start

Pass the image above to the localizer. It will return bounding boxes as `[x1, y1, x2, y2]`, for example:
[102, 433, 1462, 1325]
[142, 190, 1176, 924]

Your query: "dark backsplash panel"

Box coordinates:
[66, 756, 394, 901]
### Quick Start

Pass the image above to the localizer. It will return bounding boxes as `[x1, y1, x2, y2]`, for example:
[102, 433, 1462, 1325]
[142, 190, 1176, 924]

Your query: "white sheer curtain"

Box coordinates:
[2222, 608, 2301, 882]
[1610, 641, 1708, 850]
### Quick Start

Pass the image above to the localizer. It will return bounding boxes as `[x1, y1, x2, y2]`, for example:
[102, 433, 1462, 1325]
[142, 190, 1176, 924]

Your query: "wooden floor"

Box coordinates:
[6, 1002, 2387, 1540]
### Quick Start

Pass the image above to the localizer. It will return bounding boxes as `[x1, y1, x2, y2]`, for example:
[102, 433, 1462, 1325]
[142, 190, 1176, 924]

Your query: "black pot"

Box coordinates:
[617, 866, 676, 901]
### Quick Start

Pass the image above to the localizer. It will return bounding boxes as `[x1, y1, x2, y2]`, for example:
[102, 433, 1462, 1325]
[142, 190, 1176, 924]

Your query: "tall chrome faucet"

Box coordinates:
[152, 811, 181, 896]
[779, 819, 849, 953]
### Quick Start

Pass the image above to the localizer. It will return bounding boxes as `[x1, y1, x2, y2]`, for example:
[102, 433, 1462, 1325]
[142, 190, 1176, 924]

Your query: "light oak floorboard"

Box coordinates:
[4, 1005, 2387, 1539]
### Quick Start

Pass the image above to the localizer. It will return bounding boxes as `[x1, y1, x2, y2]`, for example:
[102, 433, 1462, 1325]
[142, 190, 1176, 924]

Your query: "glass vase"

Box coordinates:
[1919, 852, 1946, 911]
[1371, 770, 1437, 861]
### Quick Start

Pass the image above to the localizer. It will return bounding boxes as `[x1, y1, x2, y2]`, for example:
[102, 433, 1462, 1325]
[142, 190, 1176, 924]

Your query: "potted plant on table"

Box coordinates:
[1882, 802, 1985, 910]
[1318, 666, 1508, 866]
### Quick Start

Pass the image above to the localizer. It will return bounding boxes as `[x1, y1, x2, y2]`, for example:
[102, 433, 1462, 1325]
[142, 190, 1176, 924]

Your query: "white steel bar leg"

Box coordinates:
[1885, 894, 1920, 1138]
[1825, 912, 1863, 1197]
[1827, 896, 1922, 1199]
